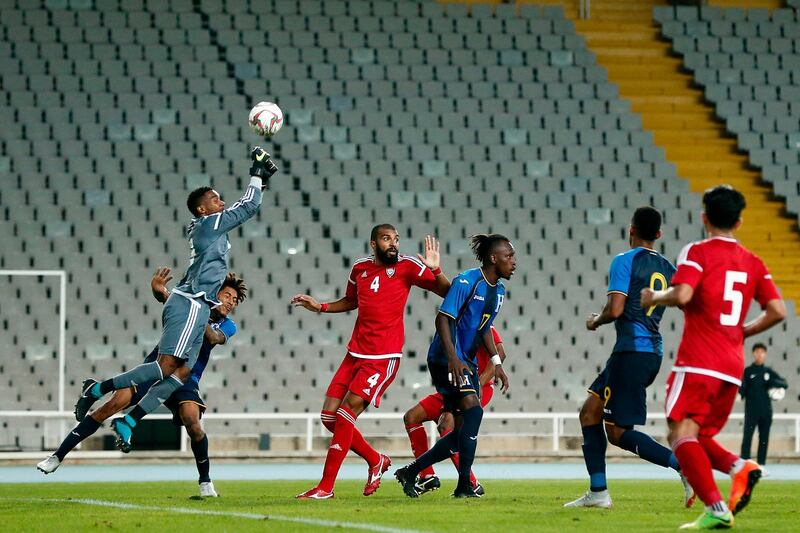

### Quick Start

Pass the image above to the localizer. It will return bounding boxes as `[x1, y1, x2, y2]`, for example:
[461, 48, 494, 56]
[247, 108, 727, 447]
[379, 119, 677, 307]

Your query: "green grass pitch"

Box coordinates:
[2, 479, 798, 532]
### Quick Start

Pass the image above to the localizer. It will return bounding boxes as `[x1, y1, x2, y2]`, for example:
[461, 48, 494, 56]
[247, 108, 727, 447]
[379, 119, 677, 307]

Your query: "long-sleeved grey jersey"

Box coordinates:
[174, 177, 263, 306]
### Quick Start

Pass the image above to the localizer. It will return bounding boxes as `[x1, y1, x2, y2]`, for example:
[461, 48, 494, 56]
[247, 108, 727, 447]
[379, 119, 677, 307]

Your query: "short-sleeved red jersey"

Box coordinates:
[671, 236, 780, 385]
[475, 326, 504, 375]
[344, 254, 437, 359]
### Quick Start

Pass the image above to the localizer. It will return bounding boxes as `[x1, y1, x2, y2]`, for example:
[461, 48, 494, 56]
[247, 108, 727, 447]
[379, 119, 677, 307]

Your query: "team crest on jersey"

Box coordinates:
[386, 268, 395, 278]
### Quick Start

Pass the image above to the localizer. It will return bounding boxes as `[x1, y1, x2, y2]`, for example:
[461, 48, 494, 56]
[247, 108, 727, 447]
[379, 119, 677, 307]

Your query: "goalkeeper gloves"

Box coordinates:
[249, 146, 279, 185]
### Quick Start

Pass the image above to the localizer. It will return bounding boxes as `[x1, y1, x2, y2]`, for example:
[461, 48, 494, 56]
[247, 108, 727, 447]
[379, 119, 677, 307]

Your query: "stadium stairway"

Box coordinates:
[568, 0, 800, 301]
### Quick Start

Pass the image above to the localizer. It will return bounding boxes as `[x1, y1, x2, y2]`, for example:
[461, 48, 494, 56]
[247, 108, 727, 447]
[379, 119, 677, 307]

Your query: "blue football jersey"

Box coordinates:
[607, 247, 676, 355]
[428, 268, 506, 367]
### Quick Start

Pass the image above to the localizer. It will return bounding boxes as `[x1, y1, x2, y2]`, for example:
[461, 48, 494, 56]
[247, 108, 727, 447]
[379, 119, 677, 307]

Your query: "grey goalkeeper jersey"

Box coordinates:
[175, 177, 263, 306]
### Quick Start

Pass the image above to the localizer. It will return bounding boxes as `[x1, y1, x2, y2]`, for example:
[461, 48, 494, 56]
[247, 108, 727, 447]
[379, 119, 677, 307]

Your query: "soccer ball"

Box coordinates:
[249, 101, 283, 137]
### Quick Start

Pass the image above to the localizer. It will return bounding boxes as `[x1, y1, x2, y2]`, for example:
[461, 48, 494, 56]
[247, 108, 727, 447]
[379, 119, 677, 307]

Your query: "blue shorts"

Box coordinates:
[160, 292, 210, 367]
[428, 360, 481, 415]
[588, 351, 662, 427]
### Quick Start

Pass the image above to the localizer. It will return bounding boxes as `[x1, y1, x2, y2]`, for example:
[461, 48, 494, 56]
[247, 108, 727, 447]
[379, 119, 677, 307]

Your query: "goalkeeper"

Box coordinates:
[740, 343, 788, 467]
[69, 147, 276, 452]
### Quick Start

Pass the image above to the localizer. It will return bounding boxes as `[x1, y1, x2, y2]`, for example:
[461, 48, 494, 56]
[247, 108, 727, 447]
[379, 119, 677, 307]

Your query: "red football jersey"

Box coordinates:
[671, 236, 780, 385]
[344, 254, 437, 359]
[475, 326, 504, 375]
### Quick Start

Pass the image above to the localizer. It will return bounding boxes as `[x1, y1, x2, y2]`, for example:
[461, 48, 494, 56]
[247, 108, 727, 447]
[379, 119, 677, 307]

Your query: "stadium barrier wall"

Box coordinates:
[2, 410, 799, 456]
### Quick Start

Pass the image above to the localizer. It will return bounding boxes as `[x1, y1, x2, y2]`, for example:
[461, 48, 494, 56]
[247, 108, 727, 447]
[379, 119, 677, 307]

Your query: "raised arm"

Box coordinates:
[150, 267, 173, 303]
[417, 235, 450, 297]
[205, 147, 278, 236]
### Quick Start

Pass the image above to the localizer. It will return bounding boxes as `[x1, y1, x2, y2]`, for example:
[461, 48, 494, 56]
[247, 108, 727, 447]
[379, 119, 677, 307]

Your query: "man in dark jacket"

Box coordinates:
[740, 343, 788, 465]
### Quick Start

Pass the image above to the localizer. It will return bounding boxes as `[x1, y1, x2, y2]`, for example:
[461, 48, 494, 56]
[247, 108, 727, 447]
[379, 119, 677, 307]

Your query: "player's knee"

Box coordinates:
[579, 402, 601, 427]
[157, 355, 181, 376]
[184, 419, 203, 440]
[342, 394, 367, 415]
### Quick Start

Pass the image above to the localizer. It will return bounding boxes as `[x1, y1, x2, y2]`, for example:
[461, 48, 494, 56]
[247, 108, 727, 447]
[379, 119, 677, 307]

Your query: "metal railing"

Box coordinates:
[2, 410, 799, 454]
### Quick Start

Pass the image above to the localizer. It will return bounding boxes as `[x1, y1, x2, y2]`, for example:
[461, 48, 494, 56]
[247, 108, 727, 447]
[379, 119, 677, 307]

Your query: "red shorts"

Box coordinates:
[665, 370, 739, 437]
[326, 353, 399, 408]
[418, 384, 495, 421]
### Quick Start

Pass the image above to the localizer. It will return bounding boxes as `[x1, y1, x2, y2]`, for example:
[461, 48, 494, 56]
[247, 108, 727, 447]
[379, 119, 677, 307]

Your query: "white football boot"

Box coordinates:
[564, 490, 612, 508]
[680, 473, 697, 507]
[36, 455, 61, 474]
[199, 481, 219, 498]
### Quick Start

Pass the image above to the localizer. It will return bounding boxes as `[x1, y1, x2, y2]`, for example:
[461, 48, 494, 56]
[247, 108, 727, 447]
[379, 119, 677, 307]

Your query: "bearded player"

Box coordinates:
[402, 325, 506, 496]
[291, 225, 450, 499]
[642, 185, 785, 530]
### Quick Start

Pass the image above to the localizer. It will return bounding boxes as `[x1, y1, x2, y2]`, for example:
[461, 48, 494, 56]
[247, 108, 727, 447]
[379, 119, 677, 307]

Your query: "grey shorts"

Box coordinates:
[159, 292, 211, 367]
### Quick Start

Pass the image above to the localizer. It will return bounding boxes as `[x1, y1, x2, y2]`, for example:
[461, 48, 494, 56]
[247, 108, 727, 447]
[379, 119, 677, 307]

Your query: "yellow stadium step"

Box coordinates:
[707, 0, 782, 8]
[569, 0, 800, 302]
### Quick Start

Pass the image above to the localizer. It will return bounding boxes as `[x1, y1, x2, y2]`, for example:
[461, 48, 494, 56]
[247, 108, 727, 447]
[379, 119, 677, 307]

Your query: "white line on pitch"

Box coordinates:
[9, 498, 429, 533]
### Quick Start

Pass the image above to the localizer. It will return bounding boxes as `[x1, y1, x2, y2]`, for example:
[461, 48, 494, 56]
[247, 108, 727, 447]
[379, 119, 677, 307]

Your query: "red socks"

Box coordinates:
[673, 437, 723, 506]
[406, 423, 436, 478]
[321, 409, 379, 467]
[698, 436, 738, 474]
[318, 407, 359, 492]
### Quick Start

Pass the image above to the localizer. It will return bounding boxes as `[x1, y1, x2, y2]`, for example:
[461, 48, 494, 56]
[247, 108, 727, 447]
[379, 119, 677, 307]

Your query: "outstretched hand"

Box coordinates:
[151, 266, 173, 302]
[291, 294, 321, 313]
[418, 235, 440, 271]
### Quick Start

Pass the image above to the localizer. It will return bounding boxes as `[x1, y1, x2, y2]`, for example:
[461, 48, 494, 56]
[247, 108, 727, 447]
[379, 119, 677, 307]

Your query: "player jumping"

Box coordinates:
[72, 148, 276, 451]
[396, 234, 513, 498]
[403, 325, 506, 496]
[38, 269, 246, 498]
[291, 226, 451, 499]
[641, 185, 785, 530]
[565, 207, 694, 509]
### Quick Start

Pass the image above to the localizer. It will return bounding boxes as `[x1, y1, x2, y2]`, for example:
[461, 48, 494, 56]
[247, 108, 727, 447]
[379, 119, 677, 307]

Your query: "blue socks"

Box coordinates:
[191, 435, 211, 483]
[407, 431, 458, 478]
[456, 406, 483, 489]
[582, 424, 607, 492]
[619, 429, 679, 471]
[55, 416, 102, 461]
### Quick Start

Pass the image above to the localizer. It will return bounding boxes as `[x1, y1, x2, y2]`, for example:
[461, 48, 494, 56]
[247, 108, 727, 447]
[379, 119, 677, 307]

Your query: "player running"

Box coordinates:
[641, 185, 785, 530]
[403, 325, 506, 496]
[72, 148, 276, 452]
[291, 225, 451, 499]
[396, 234, 513, 498]
[565, 207, 694, 509]
[38, 269, 246, 498]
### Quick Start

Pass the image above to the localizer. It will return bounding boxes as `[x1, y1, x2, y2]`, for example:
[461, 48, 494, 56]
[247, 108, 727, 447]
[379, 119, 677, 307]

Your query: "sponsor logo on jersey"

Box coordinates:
[473, 295, 485, 301]
[361, 271, 367, 278]
[363, 388, 372, 395]
[386, 268, 395, 278]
